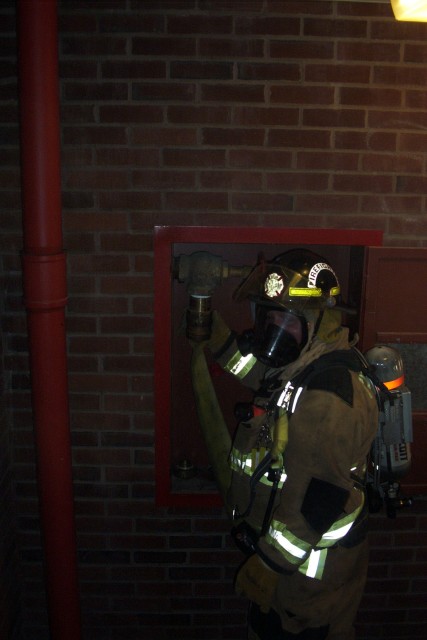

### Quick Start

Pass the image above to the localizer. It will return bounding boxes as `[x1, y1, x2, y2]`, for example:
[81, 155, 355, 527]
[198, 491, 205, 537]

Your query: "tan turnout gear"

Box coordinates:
[189, 249, 379, 639]
[215, 323, 378, 638]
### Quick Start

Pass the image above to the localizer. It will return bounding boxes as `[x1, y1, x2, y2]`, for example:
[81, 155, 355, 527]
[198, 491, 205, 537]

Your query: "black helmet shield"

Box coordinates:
[234, 249, 341, 368]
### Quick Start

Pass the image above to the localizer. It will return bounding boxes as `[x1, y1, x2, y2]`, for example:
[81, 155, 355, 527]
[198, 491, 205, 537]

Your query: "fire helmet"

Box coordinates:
[234, 249, 341, 367]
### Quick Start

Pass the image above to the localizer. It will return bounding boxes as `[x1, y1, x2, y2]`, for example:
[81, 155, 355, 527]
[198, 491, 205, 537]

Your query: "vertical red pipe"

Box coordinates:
[17, 1, 82, 638]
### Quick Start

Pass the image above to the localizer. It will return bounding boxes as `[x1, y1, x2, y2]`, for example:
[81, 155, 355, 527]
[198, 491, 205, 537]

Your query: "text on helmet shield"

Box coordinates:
[308, 262, 337, 289]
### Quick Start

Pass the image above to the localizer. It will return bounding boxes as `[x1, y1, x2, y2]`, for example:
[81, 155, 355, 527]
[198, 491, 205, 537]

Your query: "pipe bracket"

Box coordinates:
[22, 251, 68, 311]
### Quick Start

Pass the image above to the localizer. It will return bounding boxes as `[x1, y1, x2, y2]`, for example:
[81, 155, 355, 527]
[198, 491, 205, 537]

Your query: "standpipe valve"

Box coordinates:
[173, 251, 250, 342]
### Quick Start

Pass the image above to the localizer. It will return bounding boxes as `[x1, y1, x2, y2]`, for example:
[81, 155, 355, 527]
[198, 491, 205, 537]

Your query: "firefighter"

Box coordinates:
[189, 248, 379, 640]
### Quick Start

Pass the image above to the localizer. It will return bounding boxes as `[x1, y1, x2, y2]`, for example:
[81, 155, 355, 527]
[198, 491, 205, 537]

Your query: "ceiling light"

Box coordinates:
[391, 0, 427, 21]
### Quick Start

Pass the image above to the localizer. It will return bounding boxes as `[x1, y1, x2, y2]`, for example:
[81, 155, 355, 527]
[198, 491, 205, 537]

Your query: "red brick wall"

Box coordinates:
[1, 1, 427, 638]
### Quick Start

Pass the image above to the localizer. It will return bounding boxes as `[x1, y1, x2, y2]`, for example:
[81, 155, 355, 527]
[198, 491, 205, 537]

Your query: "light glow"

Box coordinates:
[391, 0, 427, 21]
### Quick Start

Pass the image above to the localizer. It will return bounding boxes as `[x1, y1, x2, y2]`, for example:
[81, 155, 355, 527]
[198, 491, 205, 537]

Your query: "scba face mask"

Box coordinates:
[253, 306, 308, 368]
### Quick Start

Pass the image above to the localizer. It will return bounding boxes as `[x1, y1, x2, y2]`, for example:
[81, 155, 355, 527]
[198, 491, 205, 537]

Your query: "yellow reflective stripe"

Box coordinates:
[266, 520, 311, 565]
[229, 447, 247, 472]
[289, 287, 322, 297]
[298, 548, 327, 580]
[318, 498, 364, 548]
[321, 521, 353, 544]
[298, 498, 362, 580]
[291, 386, 304, 413]
[288, 286, 340, 298]
[229, 448, 287, 487]
[266, 495, 364, 577]
[224, 350, 257, 379]
[251, 446, 267, 471]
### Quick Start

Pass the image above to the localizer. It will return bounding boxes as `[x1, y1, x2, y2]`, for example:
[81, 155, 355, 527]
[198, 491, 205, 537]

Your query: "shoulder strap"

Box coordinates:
[294, 348, 364, 385]
[275, 347, 369, 415]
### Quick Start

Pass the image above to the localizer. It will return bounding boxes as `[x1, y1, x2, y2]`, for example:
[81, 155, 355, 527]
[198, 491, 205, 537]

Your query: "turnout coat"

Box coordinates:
[214, 327, 378, 638]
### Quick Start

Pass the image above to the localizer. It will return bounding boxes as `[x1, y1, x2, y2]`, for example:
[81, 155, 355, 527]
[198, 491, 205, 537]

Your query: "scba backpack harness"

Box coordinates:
[231, 347, 407, 559]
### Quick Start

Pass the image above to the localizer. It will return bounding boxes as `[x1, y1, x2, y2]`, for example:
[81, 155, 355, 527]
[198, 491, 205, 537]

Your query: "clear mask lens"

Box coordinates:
[253, 307, 307, 368]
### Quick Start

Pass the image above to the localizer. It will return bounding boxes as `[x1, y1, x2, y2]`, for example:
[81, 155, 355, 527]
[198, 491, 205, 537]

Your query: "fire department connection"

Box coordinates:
[174, 250, 413, 517]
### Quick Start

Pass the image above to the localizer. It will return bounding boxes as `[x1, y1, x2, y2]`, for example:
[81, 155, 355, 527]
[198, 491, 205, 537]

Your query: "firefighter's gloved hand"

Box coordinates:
[206, 310, 232, 353]
[235, 554, 279, 613]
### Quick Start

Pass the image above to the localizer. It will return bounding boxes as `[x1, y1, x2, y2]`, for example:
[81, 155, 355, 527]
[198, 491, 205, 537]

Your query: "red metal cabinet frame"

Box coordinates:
[154, 226, 383, 507]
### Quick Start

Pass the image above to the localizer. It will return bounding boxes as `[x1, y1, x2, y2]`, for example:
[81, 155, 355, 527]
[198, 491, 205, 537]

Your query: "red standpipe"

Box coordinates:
[17, 1, 82, 637]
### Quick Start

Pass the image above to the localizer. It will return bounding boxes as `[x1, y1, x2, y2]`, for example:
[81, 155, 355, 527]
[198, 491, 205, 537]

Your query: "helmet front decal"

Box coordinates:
[264, 272, 284, 298]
